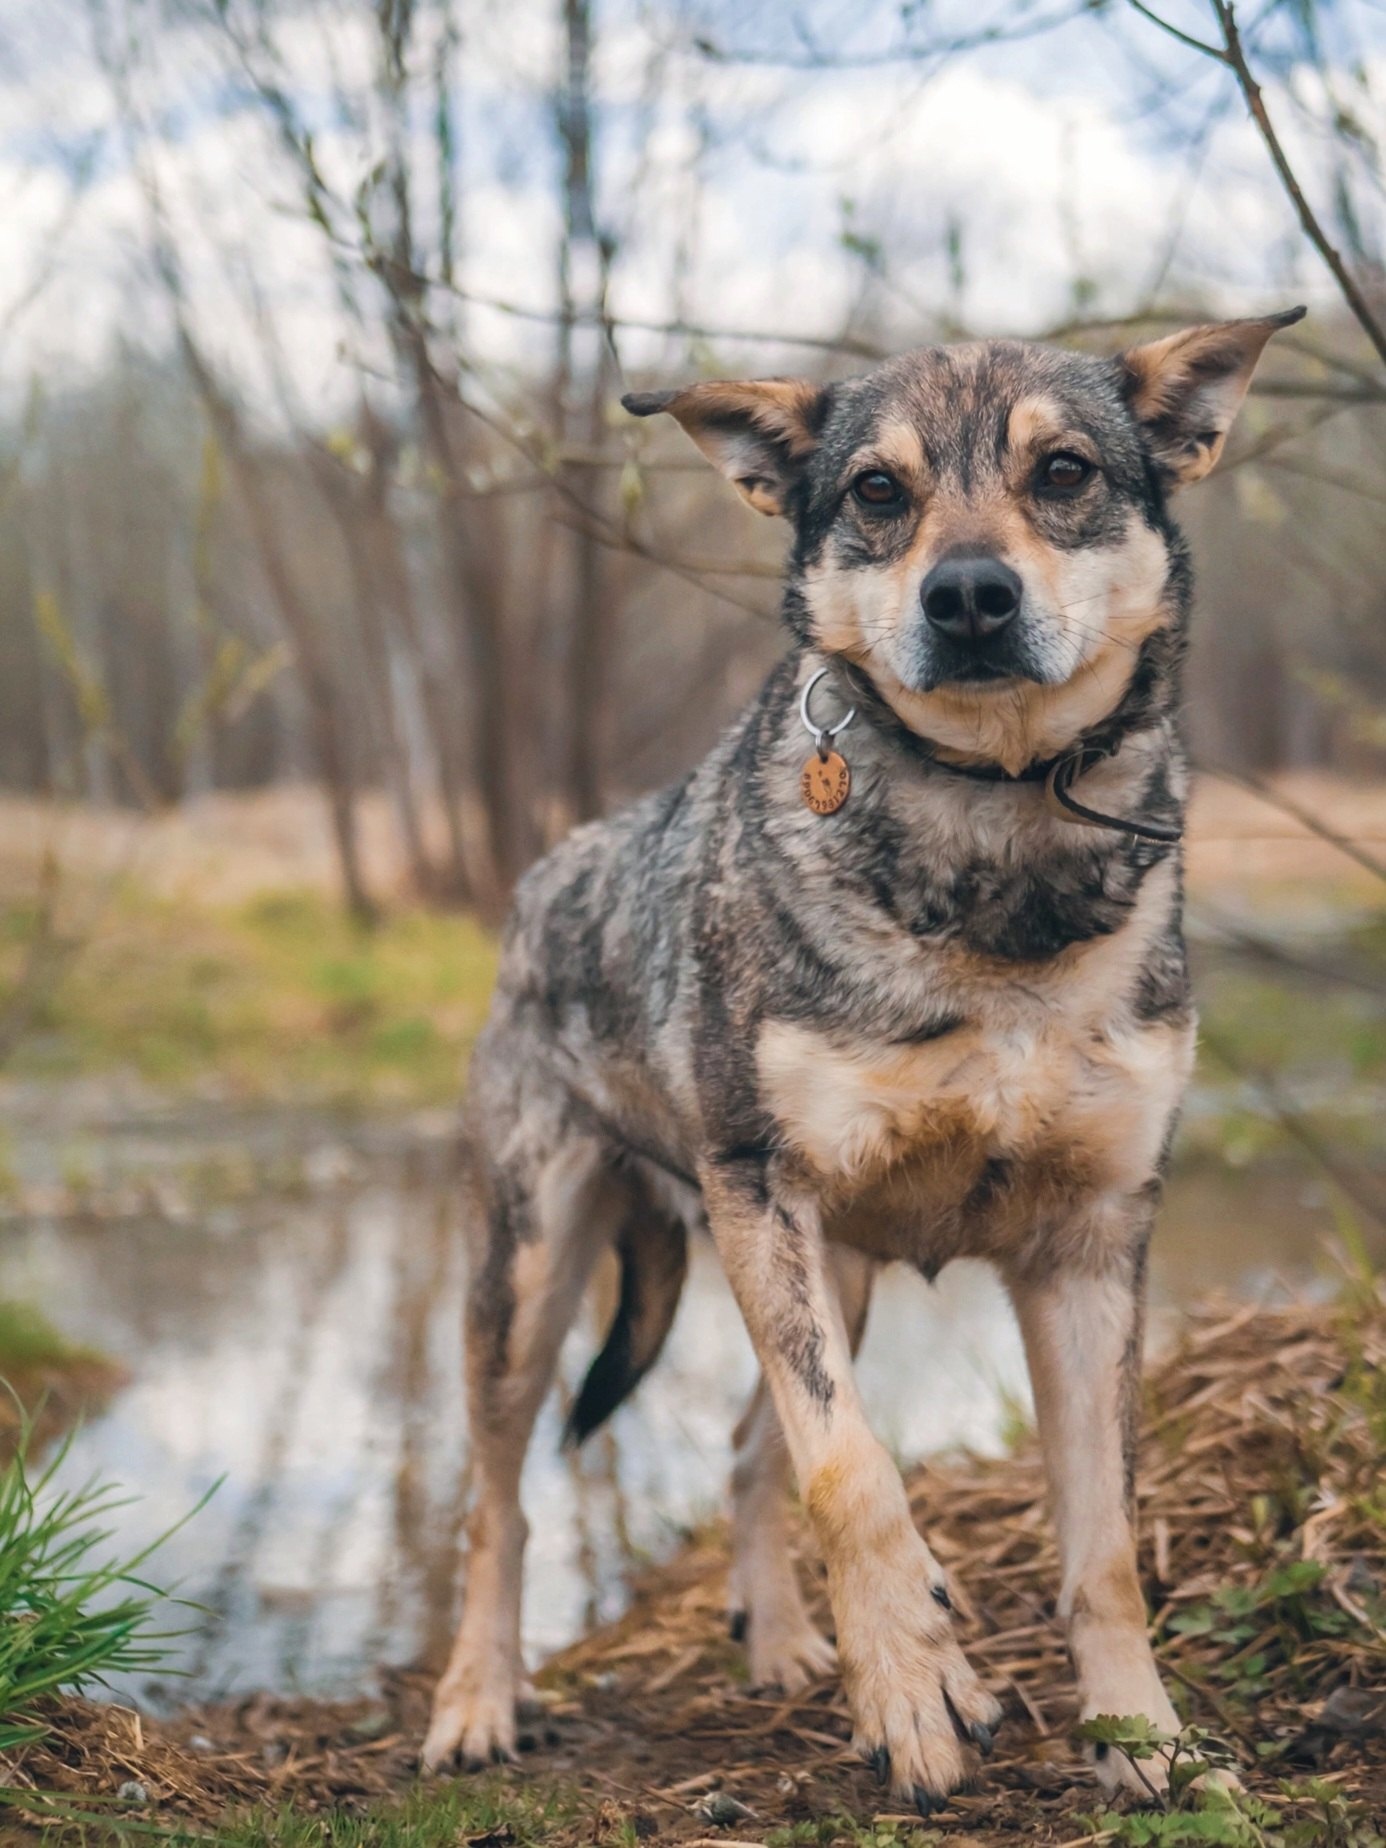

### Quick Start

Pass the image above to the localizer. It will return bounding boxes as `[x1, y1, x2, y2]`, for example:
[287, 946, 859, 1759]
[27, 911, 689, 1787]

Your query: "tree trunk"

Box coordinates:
[543, 0, 614, 841]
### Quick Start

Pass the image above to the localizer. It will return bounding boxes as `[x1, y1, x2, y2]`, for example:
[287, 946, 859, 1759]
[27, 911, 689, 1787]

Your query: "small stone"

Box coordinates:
[696, 1792, 758, 1826]
[346, 1710, 391, 1740]
[187, 1734, 215, 1753]
[117, 1781, 149, 1808]
[1317, 1687, 1384, 1737]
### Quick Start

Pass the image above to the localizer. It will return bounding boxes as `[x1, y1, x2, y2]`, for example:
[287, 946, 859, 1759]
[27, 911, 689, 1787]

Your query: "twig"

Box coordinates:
[1199, 1023, 1386, 1233]
[691, 1, 1086, 68]
[1195, 762, 1386, 887]
[444, 282, 889, 360]
[1126, 0, 1228, 62]
[1187, 905, 1386, 1000]
[1209, 0, 1386, 371]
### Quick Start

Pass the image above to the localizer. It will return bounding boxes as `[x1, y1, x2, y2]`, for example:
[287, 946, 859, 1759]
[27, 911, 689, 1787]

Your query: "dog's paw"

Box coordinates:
[421, 1660, 521, 1774]
[1086, 1741, 1243, 1801]
[1085, 1720, 1245, 1803]
[1079, 1642, 1182, 1798]
[1088, 1733, 1168, 1799]
[844, 1620, 1002, 1814]
[739, 1603, 837, 1693]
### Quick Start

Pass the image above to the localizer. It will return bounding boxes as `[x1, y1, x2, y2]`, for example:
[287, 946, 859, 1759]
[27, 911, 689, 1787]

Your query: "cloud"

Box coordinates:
[0, 0, 1377, 420]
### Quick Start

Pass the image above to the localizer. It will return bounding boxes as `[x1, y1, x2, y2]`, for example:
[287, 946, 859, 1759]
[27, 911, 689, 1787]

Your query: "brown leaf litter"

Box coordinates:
[4, 1291, 1386, 1842]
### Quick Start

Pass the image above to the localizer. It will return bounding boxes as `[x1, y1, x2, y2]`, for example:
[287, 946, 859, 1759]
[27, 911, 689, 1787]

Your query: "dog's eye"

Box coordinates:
[1039, 452, 1093, 492]
[851, 470, 904, 509]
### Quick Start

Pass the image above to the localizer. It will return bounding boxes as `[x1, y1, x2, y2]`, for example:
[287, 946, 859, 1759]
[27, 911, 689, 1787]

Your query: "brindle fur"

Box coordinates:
[424, 314, 1302, 1809]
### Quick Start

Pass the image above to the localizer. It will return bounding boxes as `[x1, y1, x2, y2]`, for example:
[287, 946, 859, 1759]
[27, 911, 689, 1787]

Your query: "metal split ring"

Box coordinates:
[798, 667, 857, 760]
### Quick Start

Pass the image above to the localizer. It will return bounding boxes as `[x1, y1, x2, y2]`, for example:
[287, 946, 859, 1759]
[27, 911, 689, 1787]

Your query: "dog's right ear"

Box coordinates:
[621, 378, 826, 517]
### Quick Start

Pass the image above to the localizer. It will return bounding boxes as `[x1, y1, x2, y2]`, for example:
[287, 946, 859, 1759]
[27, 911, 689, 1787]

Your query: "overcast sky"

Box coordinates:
[0, 0, 1381, 421]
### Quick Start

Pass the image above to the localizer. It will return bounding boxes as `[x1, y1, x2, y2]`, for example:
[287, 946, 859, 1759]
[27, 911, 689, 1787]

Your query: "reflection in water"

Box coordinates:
[2, 1128, 1358, 1705]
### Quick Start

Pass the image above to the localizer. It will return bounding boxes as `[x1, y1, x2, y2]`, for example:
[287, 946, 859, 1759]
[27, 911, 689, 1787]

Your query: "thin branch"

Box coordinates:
[1262, 452, 1386, 508]
[1210, 0, 1386, 370]
[1189, 904, 1386, 1000]
[431, 356, 781, 621]
[692, 1, 1089, 69]
[1199, 1024, 1386, 1234]
[1196, 762, 1386, 886]
[1249, 379, 1386, 403]
[435, 278, 890, 360]
[1125, 0, 1228, 62]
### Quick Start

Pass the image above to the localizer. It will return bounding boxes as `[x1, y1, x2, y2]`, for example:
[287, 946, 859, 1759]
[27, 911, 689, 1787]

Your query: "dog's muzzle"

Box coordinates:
[915, 554, 1040, 688]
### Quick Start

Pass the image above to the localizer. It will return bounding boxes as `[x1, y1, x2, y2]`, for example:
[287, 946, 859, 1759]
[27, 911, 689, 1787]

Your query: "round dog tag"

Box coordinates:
[801, 749, 850, 816]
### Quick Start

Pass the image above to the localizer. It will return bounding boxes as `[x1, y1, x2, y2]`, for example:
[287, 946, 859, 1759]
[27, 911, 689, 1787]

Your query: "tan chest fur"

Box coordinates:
[756, 865, 1194, 1258]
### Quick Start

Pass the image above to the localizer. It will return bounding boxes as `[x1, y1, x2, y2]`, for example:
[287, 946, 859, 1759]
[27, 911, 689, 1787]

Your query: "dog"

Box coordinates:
[422, 308, 1303, 1813]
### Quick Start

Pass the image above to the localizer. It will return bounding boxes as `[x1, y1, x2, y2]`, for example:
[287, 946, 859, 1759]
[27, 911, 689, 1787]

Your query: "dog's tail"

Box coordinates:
[562, 1210, 688, 1449]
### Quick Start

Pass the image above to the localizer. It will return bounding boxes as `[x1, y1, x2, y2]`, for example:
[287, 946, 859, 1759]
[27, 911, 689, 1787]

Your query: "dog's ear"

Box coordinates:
[1119, 307, 1305, 487]
[621, 378, 826, 516]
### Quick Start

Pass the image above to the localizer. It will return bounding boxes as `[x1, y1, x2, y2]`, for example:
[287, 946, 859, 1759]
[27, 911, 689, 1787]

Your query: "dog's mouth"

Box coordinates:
[914, 653, 1050, 693]
[926, 659, 1020, 688]
[908, 614, 1060, 695]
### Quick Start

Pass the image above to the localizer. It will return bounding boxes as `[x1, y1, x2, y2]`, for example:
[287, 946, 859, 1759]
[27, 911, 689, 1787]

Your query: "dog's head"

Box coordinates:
[625, 313, 1302, 771]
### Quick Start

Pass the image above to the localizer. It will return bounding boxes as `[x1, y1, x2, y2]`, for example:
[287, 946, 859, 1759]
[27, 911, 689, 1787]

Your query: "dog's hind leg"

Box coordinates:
[1006, 1223, 1181, 1796]
[423, 1130, 617, 1772]
[727, 1244, 875, 1690]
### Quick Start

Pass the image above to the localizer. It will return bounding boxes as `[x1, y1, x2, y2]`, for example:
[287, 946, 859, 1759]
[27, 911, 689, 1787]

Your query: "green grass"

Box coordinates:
[0, 883, 498, 1109]
[192, 1777, 581, 1847]
[0, 1302, 102, 1378]
[0, 1413, 195, 1756]
[24, 1774, 586, 1847]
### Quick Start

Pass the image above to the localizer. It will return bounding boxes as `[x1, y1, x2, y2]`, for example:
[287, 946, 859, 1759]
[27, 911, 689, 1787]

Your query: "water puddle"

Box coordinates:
[1, 1106, 1370, 1707]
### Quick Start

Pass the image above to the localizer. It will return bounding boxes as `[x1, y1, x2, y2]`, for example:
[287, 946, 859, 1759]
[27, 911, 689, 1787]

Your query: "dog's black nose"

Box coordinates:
[920, 556, 1022, 642]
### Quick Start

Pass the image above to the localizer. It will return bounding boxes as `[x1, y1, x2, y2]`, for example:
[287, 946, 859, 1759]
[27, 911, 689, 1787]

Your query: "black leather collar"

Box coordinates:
[830, 659, 1183, 845]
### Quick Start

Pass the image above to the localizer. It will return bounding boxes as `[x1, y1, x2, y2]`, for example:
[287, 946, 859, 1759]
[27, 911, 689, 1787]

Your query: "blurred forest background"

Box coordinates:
[0, 0, 1385, 1724]
[0, 0, 1383, 923]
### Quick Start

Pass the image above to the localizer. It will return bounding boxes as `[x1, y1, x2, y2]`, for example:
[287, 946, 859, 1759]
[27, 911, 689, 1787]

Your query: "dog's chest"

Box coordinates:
[756, 878, 1192, 1254]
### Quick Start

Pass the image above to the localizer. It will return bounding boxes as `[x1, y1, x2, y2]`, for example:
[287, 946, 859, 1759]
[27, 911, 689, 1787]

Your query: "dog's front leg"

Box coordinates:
[1008, 1236, 1180, 1793]
[728, 1245, 874, 1691]
[704, 1162, 1000, 1815]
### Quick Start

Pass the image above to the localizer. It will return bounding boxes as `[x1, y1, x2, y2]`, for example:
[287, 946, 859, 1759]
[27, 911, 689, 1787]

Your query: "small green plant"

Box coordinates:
[1278, 1778, 1386, 1848]
[767, 1818, 938, 1848]
[0, 1403, 204, 1755]
[1075, 1720, 1385, 1848]
[1164, 1561, 1351, 1700]
[1076, 1717, 1271, 1845]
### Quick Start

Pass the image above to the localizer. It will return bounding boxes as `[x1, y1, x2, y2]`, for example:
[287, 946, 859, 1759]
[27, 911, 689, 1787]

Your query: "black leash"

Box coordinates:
[1041, 746, 1183, 845]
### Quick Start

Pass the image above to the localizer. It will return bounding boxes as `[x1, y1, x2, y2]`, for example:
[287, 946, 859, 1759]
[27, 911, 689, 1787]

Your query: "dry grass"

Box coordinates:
[4, 1289, 1385, 1843]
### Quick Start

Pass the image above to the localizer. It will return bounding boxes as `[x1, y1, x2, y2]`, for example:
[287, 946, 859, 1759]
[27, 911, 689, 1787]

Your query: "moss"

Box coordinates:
[0, 1301, 102, 1376]
[0, 1301, 125, 1461]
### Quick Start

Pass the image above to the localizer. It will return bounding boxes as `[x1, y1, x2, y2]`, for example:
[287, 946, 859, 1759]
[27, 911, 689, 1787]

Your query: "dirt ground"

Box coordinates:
[10, 1294, 1386, 1844]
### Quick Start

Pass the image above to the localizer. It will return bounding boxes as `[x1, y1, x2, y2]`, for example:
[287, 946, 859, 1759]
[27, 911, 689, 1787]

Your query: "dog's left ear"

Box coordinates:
[1119, 306, 1306, 487]
[621, 377, 826, 516]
